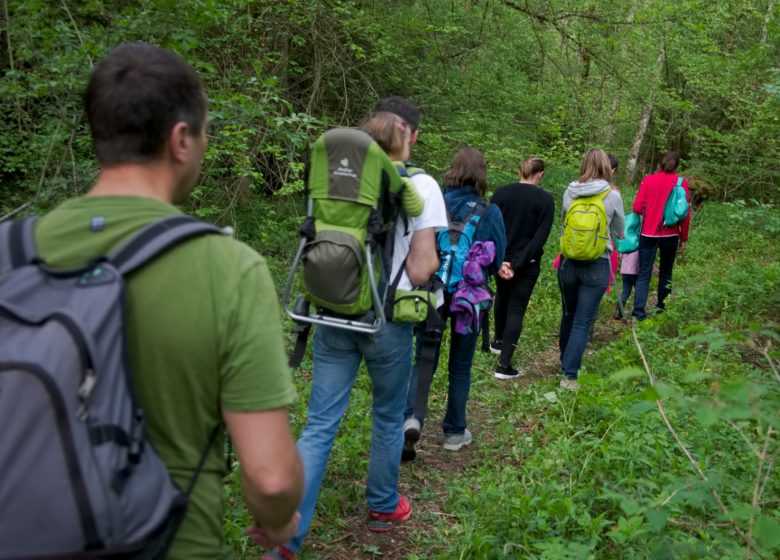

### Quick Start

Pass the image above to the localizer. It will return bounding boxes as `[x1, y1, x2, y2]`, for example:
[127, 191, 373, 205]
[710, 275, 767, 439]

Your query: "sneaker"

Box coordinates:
[368, 495, 412, 532]
[401, 417, 421, 462]
[559, 378, 579, 391]
[493, 364, 521, 380]
[442, 429, 472, 451]
[262, 547, 297, 560]
[489, 340, 503, 355]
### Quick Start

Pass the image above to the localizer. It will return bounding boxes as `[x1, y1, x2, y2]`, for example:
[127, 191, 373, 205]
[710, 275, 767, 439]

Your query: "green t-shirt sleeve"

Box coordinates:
[219, 255, 296, 412]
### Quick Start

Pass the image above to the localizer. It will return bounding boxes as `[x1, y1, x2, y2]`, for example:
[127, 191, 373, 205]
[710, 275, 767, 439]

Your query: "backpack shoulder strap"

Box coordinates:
[0, 216, 39, 275]
[110, 215, 223, 276]
[464, 201, 488, 232]
[403, 160, 426, 177]
[675, 176, 683, 188]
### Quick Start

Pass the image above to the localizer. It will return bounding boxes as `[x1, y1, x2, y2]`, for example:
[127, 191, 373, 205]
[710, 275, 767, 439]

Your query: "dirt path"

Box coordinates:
[301, 309, 635, 559]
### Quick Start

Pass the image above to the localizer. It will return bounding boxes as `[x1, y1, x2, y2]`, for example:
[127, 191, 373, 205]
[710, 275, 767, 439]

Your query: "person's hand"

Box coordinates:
[498, 261, 514, 280]
[677, 241, 686, 253]
[246, 512, 301, 549]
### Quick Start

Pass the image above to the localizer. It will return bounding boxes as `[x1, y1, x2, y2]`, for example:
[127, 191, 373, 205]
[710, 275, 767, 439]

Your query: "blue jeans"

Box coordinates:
[557, 258, 610, 380]
[632, 235, 678, 320]
[404, 295, 478, 436]
[287, 322, 413, 552]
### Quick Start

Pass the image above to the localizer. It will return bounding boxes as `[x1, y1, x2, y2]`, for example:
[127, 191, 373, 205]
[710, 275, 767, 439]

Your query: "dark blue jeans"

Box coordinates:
[557, 258, 610, 380]
[632, 235, 678, 320]
[620, 274, 638, 307]
[404, 294, 478, 436]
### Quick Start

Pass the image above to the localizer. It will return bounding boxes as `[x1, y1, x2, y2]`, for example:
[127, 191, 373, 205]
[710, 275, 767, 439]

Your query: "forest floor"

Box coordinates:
[302, 308, 637, 560]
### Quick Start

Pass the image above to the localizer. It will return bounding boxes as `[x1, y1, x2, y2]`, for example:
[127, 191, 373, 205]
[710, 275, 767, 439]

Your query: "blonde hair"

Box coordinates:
[360, 111, 409, 159]
[519, 157, 544, 180]
[578, 148, 612, 183]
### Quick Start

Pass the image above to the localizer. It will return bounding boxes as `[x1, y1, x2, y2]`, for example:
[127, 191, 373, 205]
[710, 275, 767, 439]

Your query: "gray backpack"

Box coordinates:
[0, 215, 221, 559]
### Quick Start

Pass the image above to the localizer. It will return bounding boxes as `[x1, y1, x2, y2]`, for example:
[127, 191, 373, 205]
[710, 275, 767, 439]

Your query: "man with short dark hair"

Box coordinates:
[28, 42, 303, 559]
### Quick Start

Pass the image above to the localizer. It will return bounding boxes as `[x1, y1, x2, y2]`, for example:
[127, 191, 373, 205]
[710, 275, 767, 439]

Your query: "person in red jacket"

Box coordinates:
[630, 151, 691, 320]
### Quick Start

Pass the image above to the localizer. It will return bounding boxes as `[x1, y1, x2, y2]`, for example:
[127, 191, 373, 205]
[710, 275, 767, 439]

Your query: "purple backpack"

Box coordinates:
[450, 240, 495, 335]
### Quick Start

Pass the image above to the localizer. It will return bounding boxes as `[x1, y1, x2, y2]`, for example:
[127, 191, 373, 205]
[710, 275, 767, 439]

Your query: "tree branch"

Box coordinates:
[631, 324, 763, 556]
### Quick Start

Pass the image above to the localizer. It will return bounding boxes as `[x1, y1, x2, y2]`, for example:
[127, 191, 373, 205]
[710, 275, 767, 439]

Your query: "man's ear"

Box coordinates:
[409, 129, 419, 147]
[168, 121, 191, 164]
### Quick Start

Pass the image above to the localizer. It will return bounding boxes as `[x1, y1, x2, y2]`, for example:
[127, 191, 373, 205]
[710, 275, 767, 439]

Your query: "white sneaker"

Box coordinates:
[559, 378, 579, 391]
[443, 429, 472, 451]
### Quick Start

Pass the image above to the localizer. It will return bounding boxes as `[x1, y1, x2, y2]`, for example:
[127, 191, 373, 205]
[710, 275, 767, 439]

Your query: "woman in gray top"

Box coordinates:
[557, 148, 625, 390]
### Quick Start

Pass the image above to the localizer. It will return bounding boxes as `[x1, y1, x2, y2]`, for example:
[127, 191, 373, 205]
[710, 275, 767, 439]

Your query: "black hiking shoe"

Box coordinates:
[402, 418, 421, 462]
[493, 364, 522, 380]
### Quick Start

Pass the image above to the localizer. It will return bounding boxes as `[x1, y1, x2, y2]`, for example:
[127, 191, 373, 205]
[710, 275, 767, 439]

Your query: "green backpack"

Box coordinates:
[560, 189, 610, 261]
[284, 128, 424, 366]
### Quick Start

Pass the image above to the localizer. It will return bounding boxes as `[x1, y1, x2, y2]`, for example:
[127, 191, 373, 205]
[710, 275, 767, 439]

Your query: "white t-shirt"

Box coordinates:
[389, 172, 448, 291]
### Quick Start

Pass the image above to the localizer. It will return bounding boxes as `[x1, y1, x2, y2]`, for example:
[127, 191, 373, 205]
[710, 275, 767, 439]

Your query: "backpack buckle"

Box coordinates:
[128, 409, 146, 463]
[76, 368, 97, 421]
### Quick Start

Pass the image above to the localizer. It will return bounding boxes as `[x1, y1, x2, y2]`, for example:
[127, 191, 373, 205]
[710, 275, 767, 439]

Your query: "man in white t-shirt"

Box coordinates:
[266, 99, 444, 559]
[373, 97, 448, 464]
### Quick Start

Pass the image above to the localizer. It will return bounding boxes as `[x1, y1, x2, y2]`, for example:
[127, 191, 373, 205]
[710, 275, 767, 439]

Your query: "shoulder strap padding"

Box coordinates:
[110, 215, 223, 276]
[446, 201, 487, 245]
[0, 216, 39, 275]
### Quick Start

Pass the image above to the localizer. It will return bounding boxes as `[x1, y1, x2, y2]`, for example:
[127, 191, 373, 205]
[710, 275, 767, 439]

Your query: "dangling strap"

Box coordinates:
[110, 215, 223, 276]
[288, 297, 312, 369]
[0, 216, 38, 275]
[412, 302, 444, 421]
[186, 423, 222, 496]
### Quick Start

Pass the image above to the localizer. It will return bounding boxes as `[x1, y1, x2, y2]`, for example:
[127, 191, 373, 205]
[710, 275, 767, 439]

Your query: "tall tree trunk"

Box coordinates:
[606, 0, 637, 145]
[605, 95, 619, 144]
[761, 1, 774, 46]
[625, 46, 665, 184]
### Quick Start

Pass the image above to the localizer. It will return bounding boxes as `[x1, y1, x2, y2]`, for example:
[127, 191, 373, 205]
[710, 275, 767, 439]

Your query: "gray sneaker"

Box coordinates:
[559, 378, 579, 391]
[443, 429, 472, 451]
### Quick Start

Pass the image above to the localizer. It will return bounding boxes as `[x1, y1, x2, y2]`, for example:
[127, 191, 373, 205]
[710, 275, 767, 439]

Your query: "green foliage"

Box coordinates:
[2, 2, 779, 557]
[271, 199, 778, 559]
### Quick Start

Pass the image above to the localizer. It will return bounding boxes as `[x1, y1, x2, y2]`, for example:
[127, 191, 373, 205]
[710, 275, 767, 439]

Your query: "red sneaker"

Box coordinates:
[368, 495, 412, 532]
[262, 546, 297, 560]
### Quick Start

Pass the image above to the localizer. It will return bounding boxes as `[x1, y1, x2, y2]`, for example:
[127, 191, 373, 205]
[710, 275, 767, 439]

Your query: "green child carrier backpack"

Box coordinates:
[560, 189, 610, 261]
[284, 128, 424, 367]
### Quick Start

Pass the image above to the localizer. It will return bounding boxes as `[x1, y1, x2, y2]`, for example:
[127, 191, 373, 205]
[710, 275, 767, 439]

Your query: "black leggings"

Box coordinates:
[493, 261, 541, 366]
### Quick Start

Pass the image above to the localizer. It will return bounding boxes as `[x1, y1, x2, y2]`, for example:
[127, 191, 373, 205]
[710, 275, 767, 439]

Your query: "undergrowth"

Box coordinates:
[226, 198, 778, 559]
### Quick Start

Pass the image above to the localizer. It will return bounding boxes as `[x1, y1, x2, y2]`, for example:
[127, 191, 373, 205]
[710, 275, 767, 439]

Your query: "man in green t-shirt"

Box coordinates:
[31, 42, 303, 559]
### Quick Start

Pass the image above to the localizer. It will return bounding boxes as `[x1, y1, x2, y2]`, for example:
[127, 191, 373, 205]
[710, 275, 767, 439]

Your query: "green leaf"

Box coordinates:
[610, 367, 645, 381]
[755, 515, 780, 549]
[645, 509, 668, 532]
[620, 499, 640, 515]
[696, 406, 720, 426]
[628, 401, 657, 416]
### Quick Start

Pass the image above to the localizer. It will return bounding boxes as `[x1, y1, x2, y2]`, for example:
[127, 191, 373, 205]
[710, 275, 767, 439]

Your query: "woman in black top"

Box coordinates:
[489, 157, 555, 379]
